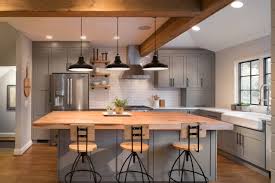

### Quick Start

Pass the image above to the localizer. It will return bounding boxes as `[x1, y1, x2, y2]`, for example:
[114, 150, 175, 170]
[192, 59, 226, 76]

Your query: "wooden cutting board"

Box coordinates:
[24, 67, 31, 97]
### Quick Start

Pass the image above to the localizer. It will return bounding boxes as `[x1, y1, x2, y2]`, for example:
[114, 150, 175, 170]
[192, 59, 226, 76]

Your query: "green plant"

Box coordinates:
[113, 98, 128, 108]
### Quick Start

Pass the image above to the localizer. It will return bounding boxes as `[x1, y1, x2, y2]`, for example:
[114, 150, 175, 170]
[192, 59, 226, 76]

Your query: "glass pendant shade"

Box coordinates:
[68, 56, 93, 72]
[69, 17, 93, 72]
[106, 17, 130, 71]
[143, 55, 168, 71]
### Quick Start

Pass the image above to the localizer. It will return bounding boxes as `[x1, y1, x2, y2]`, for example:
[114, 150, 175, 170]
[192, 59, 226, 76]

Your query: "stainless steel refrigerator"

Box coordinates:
[51, 73, 89, 111]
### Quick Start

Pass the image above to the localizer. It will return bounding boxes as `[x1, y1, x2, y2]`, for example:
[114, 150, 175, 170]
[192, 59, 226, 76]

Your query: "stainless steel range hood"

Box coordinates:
[121, 45, 150, 79]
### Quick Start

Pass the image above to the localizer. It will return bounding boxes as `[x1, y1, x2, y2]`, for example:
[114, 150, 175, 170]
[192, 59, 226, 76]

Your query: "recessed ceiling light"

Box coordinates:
[138, 25, 151, 31]
[192, 26, 200, 32]
[231, 1, 244, 8]
[80, 35, 87, 40]
[113, 35, 120, 40]
[46, 35, 53, 40]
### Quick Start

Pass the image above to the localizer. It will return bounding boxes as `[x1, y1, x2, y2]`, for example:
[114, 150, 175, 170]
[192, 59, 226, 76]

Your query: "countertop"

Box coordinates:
[154, 106, 271, 130]
[33, 111, 233, 131]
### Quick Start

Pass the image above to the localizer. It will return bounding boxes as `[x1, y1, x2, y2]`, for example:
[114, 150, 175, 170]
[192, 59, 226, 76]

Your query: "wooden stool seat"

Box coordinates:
[120, 142, 149, 152]
[69, 142, 97, 152]
[172, 142, 203, 151]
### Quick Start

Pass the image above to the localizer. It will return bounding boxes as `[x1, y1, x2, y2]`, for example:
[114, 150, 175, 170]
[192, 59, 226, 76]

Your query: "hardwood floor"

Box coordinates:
[0, 144, 270, 183]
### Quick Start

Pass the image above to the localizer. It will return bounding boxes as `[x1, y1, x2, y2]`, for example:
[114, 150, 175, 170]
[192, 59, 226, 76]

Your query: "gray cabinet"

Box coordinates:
[198, 54, 212, 89]
[155, 54, 185, 88]
[186, 54, 199, 88]
[218, 126, 266, 169]
[50, 48, 68, 73]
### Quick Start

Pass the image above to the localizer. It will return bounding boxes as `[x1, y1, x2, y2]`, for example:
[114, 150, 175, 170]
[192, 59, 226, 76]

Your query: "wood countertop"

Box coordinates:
[33, 111, 233, 131]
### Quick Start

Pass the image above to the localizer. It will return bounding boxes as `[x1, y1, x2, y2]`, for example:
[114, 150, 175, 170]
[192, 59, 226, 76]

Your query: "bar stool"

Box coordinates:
[65, 124, 102, 183]
[168, 123, 208, 183]
[116, 124, 153, 182]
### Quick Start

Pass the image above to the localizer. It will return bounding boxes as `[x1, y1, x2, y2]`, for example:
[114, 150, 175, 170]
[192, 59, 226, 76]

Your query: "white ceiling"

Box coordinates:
[0, 0, 271, 51]
[0, 17, 167, 47]
[163, 0, 271, 52]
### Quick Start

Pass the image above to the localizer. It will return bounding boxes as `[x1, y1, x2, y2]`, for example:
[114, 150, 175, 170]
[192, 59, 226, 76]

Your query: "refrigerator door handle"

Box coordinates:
[70, 78, 73, 105]
[67, 78, 70, 105]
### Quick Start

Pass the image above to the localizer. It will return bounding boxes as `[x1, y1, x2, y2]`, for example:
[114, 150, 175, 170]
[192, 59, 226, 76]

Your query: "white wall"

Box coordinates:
[14, 33, 32, 155]
[215, 35, 271, 108]
[0, 67, 16, 136]
[89, 47, 181, 108]
[271, 1, 275, 182]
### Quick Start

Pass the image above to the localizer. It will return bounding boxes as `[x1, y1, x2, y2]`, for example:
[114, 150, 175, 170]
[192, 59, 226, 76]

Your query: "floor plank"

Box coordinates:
[0, 144, 270, 183]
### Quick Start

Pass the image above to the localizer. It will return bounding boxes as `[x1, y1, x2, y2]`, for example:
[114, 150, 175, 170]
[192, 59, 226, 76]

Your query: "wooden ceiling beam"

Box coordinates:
[139, 0, 234, 56]
[0, 0, 201, 17]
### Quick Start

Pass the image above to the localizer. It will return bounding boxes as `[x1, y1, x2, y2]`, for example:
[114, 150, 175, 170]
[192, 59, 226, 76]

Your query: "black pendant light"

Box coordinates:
[106, 17, 130, 71]
[68, 17, 93, 72]
[143, 17, 168, 71]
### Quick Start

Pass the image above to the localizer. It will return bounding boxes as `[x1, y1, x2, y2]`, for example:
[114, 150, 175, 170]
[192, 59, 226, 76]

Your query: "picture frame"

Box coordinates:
[7, 85, 16, 110]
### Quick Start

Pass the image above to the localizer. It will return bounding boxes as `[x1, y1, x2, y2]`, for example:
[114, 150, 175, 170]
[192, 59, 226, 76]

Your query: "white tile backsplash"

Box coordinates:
[89, 47, 181, 108]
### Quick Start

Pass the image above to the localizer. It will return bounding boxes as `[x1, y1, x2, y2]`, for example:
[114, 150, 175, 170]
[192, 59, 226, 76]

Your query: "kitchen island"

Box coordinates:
[33, 111, 233, 182]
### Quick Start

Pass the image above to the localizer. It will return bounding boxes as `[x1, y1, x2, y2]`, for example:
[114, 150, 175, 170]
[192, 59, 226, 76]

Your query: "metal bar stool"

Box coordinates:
[116, 124, 153, 182]
[168, 122, 209, 183]
[65, 124, 102, 183]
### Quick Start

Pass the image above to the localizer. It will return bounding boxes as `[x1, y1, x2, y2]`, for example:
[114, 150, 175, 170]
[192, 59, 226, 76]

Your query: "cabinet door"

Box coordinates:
[186, 89, 212, 107]
[198, 54, 212, 89]
[50, 48, 68, 73]
[186, 55, 199, 88]
[220, 130, 238, 155]
[156, 55, 171, 88]
[171, 55, 185, 88]
[242, 135, 265, 168]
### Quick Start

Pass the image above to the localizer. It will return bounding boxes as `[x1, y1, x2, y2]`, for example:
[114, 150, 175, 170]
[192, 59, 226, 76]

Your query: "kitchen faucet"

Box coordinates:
[259, 84, 271, 115]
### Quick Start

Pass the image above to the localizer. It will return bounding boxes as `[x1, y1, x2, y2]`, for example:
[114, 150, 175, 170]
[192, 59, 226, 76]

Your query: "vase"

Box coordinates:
[115, 107, 124, 114]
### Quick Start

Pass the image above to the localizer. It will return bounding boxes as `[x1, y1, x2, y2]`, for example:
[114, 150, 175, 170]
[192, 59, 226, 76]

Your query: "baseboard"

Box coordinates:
[0, 132, 16, 138]
[14, 140, 32, 155]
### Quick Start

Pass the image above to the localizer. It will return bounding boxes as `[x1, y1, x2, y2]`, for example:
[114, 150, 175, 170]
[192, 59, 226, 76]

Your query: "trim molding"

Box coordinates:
[14, 140, 32, 155]
[0, 132, 16, 138]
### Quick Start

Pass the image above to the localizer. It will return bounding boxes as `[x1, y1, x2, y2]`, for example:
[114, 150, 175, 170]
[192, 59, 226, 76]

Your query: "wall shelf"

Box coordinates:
[91, 84, 111, 90]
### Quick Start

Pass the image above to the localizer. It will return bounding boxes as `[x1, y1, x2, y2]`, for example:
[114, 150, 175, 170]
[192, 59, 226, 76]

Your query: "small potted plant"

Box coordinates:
[113, 98, 128, 114]
[106, 105, 113, 115]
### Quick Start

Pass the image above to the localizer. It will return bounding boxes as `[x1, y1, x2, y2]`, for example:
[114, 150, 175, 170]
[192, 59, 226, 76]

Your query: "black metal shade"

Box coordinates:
[106, 55, 130, 71]
[68, 56, 93, 72]
[143, 55, 168, 71]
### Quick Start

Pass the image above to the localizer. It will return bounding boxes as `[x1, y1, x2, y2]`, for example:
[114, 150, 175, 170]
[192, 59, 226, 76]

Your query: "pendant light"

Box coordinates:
[68, 17, 93, 72]
[106, 17, 130, 71]
[143, 17, 168, 71]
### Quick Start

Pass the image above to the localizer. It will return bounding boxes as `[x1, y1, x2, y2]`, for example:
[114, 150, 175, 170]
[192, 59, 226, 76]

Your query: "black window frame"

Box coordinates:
[239, 59, 260, 105]
[263, 57, 271, 106]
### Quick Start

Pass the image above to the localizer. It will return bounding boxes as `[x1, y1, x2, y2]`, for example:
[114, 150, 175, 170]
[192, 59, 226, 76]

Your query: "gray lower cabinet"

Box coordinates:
[218, 126, 266, 169]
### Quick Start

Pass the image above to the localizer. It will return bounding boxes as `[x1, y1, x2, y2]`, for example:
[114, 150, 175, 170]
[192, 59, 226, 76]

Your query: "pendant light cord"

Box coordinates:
[80, 17, 83, 56]
[116, 17, 119, 56]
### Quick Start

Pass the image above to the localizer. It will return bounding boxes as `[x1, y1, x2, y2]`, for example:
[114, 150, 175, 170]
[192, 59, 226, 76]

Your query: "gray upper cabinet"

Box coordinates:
[186, 54, 199, 88]
[155, 54, 185, 88]
[156, 55, 171, 88]
[198, 54, 212, 89]
[50, 48, 68, 73]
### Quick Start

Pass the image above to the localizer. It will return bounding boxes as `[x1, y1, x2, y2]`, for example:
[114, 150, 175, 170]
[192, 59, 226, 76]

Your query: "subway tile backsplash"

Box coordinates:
[89, 47, 180, 108]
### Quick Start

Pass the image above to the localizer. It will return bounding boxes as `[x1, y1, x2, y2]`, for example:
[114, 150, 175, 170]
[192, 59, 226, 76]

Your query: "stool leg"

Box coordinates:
[189, 152, 196, 183]
[190, 152, 208, 183]
[86, 154, 98, 183]
[117, 152, 133, 182]
[124, 153, 134, 183]
[180, 151, 187, 182]
[169, 150, 185, 182]
[136, 153, 151, 182]
[69, 153, 81, 183]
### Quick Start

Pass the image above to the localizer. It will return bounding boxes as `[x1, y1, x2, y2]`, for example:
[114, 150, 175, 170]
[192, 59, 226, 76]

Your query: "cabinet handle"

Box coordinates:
[201, 78, 203, 87]
[172, 78, 175, 87]
[186, 78, 189, 87]
[169, 78, 172, 87]
[242, 135, 244, 148]
[236, 133, 239, 144]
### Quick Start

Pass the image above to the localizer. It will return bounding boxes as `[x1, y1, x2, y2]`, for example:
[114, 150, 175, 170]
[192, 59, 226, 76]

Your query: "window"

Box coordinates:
[264, 57, 271, 106]
[239, 60, 260, 105]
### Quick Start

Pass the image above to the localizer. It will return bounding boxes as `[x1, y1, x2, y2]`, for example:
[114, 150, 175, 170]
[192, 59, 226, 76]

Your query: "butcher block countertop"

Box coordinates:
[33, 111, 233, 131]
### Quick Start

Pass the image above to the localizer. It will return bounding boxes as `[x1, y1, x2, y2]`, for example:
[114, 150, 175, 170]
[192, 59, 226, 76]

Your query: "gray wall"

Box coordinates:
[0, 67, 16, 135]
[14, 32, 32, 155]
